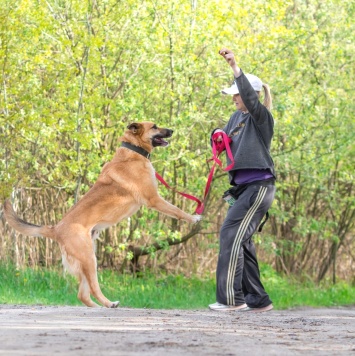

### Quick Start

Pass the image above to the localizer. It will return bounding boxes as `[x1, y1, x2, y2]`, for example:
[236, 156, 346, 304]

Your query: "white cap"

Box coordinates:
[221, 73, 263, 95]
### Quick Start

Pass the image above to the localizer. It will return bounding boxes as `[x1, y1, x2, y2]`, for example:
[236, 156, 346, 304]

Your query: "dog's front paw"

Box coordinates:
[190, 214, 202, 224]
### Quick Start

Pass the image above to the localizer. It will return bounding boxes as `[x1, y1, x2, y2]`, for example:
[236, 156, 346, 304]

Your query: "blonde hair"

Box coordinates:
[261, 83, 272, 111]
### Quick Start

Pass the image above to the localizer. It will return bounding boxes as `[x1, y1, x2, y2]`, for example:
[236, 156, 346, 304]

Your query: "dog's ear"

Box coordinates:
[127, 123, 143, 135]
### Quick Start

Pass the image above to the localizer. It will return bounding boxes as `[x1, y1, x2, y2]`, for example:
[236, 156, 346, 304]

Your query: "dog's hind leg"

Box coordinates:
[61, 249, 100, 307]
[78, 274, 99, 307]
[63, 230, 119, 308]
[82, 254, 120, 308]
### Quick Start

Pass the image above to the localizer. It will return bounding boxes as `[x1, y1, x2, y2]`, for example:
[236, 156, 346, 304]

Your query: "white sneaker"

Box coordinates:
[209, 302, 248, 311]
[240, 304, 273, 313]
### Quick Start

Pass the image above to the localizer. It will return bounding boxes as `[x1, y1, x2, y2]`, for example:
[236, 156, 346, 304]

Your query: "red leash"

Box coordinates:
[155, 172, 204, 214]
[200, 131, 234, 210]
[155, 131, 234, 215]
[210, 131, 234, 170]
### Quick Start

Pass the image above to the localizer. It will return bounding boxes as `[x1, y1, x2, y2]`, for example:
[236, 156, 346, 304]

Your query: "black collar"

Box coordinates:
[121, 141, 151, 159]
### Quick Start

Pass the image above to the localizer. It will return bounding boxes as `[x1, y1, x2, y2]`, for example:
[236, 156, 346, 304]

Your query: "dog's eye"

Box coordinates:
[152, 125, 158, 130]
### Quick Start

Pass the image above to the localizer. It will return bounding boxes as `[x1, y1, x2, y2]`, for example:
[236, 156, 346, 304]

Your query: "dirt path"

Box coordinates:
[0, 305, 354, 355]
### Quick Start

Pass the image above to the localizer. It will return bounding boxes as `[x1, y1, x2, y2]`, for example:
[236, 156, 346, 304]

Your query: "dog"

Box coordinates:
[3, 122, 201, 308]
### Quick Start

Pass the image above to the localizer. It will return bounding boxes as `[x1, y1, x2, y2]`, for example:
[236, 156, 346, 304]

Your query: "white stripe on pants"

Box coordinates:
[226, 186, 268, 305]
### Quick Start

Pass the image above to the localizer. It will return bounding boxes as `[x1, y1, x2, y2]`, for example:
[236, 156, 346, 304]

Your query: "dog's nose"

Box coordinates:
[167, 129, 173, 137]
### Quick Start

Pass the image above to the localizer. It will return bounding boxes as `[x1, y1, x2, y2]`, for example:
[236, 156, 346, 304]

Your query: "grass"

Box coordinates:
[260, 264, 355, 309]
[0, 263, 354, 309]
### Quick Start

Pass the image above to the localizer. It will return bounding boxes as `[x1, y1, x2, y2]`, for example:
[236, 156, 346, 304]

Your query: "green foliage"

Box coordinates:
[0, 0, 354, 281]
[268, 0, 355, 279]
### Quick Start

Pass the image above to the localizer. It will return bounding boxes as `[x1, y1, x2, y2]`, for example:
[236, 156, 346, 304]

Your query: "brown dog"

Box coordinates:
[3, 122, 201, 308]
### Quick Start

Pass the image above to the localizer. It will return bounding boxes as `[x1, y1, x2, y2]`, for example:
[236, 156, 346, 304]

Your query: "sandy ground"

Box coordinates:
[0, 304, 354, 355]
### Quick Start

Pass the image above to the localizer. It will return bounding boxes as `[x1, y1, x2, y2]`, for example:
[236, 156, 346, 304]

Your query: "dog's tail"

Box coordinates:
[3, 199, 56, 240]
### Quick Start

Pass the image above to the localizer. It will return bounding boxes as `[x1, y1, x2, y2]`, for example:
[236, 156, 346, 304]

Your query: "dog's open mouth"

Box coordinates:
[153, 136, 170, 147]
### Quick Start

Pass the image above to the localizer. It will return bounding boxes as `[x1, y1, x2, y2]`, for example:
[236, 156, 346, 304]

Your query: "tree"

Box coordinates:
[1, 0, 354, 281]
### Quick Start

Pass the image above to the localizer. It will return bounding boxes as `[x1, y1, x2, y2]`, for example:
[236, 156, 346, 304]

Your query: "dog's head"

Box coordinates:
[122, 122, 173, 151]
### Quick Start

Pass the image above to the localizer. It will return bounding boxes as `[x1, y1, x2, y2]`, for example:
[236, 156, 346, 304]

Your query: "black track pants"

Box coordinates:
[216, 182, 275, 308]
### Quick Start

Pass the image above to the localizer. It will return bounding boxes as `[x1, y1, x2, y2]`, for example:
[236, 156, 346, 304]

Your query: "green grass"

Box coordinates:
[0, 263, 354, 309]
[261, 264, 355, 309]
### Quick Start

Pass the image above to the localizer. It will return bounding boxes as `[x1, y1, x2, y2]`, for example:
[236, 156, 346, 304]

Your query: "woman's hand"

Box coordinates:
[214, 129, 224, 143]
[219, 48, 241, 77]
[219, 48, 236, 66]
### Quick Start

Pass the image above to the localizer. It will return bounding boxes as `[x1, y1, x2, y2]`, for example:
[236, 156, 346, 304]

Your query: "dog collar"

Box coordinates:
[121, 142, 151, 159]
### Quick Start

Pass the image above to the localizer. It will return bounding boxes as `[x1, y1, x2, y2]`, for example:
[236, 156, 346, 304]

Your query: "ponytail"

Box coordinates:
[262, 83, 272, 111]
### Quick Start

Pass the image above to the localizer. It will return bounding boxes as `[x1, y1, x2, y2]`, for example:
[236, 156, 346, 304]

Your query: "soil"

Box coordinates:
[0, 304, 354, 355]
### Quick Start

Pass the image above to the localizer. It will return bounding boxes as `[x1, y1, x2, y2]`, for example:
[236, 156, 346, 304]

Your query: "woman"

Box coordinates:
[209, 48, 275, 312]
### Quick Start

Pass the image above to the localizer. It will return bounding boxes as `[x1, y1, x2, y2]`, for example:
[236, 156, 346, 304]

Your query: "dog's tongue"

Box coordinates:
[155, 138, 169, 146]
